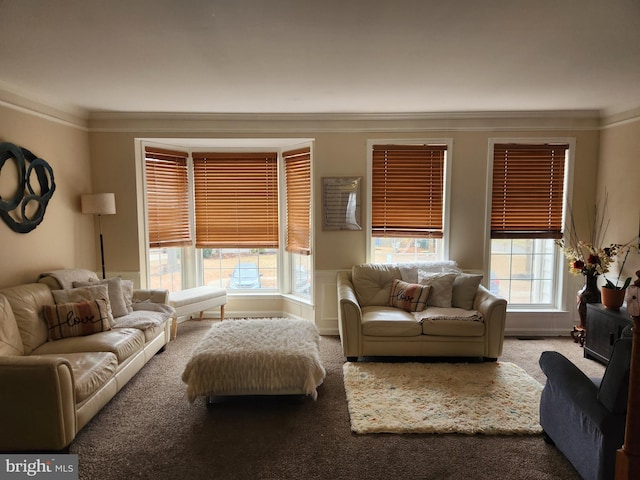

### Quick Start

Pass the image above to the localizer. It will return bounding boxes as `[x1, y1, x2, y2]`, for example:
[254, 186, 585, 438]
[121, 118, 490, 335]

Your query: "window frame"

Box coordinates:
[365, 138, 453, 263]
[486, 137, 576, 311]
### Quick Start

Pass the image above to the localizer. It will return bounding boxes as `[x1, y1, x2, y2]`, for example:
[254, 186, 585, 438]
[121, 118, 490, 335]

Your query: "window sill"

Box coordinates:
[506, 307, 568, 314]
[282, 293, 313, 305]
[226, 291, 313, 305]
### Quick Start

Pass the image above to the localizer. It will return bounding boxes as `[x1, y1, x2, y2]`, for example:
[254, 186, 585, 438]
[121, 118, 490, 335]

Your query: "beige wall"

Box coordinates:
[87, 116, 601, 276]
[598, 115, 640, 284]
[0, 105, 94, 288]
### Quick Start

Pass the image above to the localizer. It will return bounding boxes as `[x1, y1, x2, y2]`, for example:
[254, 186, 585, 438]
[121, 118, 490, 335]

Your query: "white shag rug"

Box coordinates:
[343, 361, 543, 435]
[182, 318, 326, 402]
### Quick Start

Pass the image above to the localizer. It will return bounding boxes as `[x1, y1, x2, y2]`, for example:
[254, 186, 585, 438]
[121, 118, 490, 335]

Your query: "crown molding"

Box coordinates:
[0, 84, 88, 130]
[601, 106, 640, 129]
[6, 80, 640, 134]
[88, 110, 602, 134]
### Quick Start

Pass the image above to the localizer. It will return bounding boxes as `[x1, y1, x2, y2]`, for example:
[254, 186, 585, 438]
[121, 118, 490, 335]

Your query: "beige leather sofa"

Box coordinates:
[337, 262, 507, 361]
[0, 269, 173, 451]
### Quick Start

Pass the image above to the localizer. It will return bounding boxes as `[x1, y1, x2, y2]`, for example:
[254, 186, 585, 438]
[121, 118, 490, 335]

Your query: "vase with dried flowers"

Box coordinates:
[556, 237, 613, 326]
[555, 195, 619, 339]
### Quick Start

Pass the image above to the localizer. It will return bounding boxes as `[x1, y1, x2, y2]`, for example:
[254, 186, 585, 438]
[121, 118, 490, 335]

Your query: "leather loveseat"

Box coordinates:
[337, 261, 507, 361]
[0, 269, 173, 451]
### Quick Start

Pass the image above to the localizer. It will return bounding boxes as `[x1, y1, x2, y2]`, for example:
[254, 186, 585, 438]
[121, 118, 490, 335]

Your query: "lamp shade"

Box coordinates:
[81, 193, 116, 215]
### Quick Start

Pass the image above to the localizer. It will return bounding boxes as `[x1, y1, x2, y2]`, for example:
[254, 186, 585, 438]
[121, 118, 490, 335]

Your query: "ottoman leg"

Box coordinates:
[171, 317, 178, 340]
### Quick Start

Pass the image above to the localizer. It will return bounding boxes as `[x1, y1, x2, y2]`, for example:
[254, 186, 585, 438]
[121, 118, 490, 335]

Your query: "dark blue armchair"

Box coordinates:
[539, 328, 632, 480]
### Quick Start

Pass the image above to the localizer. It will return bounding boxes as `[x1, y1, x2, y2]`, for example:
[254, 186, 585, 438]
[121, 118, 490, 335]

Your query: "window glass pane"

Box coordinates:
[148, 247, 183, 291]
[291, 253, 311, 297]
[510, 279, 534, 303]
[201, 248, 277, 290]
[372, 237, 441, 263]
[491, 239, 511, 254]
[511, 253, 532, 275]
[490, 238, 556, 306]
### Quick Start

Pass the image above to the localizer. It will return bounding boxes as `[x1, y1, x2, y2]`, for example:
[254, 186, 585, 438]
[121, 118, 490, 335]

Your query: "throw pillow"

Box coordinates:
[452, 273, 483, 310]
[74, 277, 128, 318]
[51, 284, 114, 327]
[398, 261, 460, 283]
[43, 299, 111, 341]
[388, 279, 431, 312]
[417, 271, 458, 308]
[121, 279, 134, 313]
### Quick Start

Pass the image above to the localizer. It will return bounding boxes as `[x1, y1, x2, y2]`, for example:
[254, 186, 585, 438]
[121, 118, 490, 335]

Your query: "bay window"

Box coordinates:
[143, 142, 312, 297]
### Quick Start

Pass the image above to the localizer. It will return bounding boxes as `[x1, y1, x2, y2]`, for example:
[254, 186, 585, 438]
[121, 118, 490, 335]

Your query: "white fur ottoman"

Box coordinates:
[181, 318, 326, 402]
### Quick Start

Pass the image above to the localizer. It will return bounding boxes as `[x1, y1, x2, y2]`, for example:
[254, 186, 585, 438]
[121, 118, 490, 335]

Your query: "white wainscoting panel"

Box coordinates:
[314, 269, 342, 335]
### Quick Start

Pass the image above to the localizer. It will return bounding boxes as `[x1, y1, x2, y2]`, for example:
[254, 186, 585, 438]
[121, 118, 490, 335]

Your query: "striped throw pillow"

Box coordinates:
[388, 279, 431, 312]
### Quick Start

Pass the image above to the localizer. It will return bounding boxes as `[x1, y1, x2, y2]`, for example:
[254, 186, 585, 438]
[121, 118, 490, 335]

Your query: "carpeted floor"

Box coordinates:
[70, 320, 605, 480]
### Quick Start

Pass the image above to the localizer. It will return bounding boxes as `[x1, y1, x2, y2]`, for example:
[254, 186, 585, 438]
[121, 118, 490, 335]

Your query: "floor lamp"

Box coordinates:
[81, 193, 116, 279]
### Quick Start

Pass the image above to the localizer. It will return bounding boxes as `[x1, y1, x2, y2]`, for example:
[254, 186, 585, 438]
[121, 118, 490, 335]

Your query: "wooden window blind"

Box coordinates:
[371, 144, 446, 238]
[192, 152, 279, 249]
[284, 147, 311, 255]
[491, 143, 568, 239]
[144, 147, 192, 248]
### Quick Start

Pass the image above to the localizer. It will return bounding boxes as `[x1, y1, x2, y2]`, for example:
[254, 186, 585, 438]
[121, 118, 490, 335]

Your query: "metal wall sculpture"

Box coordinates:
[0, 142, 56, 233]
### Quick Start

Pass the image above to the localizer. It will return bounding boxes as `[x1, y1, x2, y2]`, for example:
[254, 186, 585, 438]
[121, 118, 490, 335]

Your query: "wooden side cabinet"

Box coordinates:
[584, 303, 631, 365]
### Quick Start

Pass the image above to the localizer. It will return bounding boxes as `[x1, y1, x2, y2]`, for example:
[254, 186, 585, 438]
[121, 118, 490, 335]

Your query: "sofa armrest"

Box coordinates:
[0, 355, 77, 451]
[539, 351, 611, 429]
[337, 271, 363, 358]
[133, 288, 170, 305]
[473, 285, 507, 358]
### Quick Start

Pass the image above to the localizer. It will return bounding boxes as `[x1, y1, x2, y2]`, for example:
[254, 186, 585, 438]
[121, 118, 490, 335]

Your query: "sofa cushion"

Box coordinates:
[74, 277, 128, 318]
[32, 327, 145, 364]
[452, 273, 483, 310]
[0, 283, 53, 355]
[352, 264, 402, 307]
[0, 294, 24, 356]
[52, 284, 114, 327]
[421, 318, 485, 337]
[361, 306, 422, 336]
[52, 351, 118, 403]
[418, 271, 457, 307]
[43, 300, 112, 341]
[598, 337, 632, 414]
[388, 279, 431, 312]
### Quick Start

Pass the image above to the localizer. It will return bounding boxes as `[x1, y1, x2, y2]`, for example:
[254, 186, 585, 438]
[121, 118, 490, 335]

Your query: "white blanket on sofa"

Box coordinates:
[181, 318, 326, 402]
[39, 269, 98, 289]
[413, 307, 483, 323]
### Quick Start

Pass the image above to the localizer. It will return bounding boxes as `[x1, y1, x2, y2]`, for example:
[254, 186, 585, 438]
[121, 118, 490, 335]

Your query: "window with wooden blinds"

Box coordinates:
[371, 144, 446, 238]
[192, 152, 279, 249]
[491, 143, 568, 239]
[284, 147, 311, 255]
[145, 148, 192, 248]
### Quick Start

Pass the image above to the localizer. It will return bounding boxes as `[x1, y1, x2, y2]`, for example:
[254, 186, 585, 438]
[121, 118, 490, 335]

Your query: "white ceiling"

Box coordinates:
[1, 0, 639, 117]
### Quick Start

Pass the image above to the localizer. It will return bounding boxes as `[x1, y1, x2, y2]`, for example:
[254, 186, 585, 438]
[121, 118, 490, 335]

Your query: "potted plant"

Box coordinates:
[601, 243, 635, 309]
